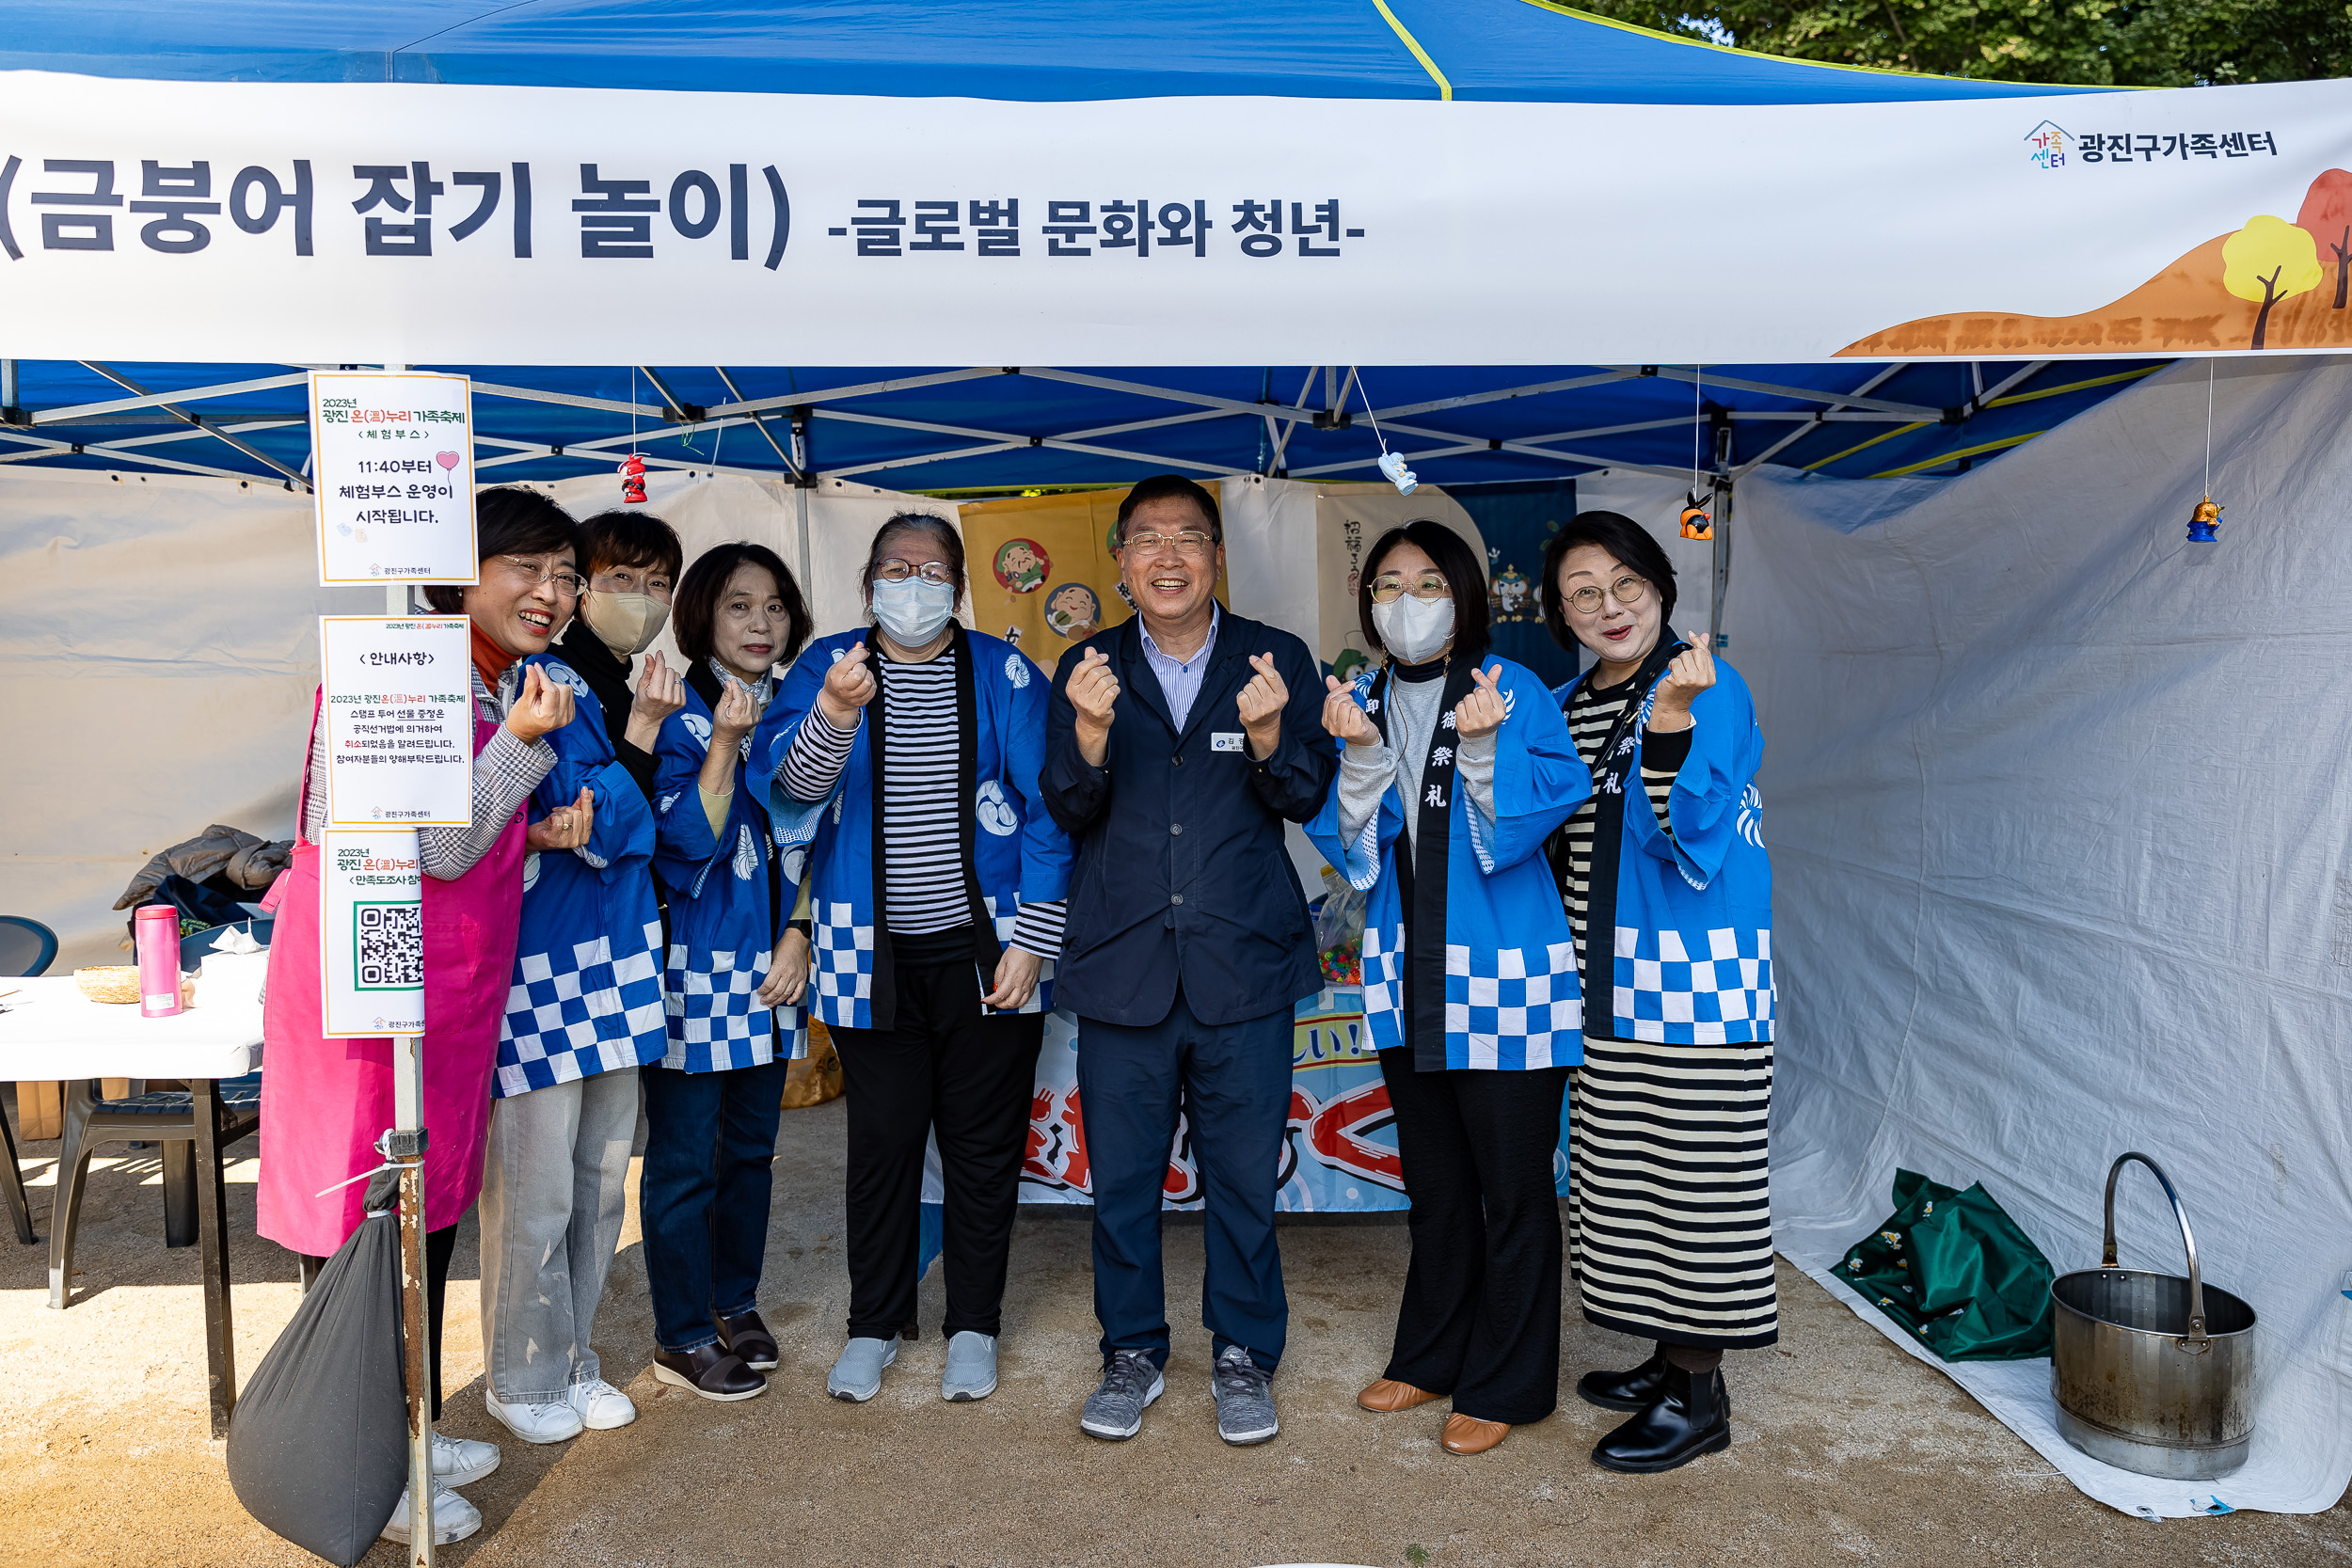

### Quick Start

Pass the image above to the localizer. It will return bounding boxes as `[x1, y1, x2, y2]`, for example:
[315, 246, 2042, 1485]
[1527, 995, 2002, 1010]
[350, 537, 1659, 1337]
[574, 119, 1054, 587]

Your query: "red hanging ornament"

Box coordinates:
[619, 451, 647, 505]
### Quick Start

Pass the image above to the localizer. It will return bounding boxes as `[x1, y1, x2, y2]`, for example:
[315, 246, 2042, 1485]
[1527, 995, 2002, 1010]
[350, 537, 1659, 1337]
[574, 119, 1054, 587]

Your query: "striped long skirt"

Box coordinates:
[1565, 1034, 1779, 1349]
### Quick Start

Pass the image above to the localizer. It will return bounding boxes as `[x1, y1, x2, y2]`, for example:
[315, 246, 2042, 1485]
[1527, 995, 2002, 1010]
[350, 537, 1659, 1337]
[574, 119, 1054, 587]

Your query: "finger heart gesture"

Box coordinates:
[1321, 673, 1379, 745]
[1653, 636, 1717, 715]
[1452, 662, 1507, 740]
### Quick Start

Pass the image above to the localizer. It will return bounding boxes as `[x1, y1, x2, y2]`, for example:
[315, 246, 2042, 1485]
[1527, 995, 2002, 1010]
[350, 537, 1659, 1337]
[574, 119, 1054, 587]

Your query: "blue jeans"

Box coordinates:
[639, 1058, 787, 1354]
[1076, 987, 1294, 1373]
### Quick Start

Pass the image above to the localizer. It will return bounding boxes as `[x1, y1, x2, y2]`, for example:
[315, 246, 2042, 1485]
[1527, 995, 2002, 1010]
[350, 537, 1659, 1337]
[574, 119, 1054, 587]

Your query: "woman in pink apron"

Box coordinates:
[259, 488, 586, 1547]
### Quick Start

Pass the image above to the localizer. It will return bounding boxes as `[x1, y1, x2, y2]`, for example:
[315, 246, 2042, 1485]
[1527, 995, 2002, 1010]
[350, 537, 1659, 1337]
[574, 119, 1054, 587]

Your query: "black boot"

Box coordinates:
[1591, 1364, 1730, 1473]
[1577, 1353, 1666, 1412]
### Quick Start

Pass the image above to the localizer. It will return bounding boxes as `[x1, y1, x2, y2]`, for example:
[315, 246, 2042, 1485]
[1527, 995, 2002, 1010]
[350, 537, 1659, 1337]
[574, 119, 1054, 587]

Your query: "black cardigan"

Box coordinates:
[553, 619, 660, 801]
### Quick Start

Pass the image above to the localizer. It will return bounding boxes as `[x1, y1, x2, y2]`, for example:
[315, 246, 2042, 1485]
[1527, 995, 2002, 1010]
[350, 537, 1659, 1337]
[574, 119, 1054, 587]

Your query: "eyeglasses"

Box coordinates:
[500, 555, 584, 596]
[873, 558, 958, 585]
[1369, 571, 1450, 605]
[1120, 530, 1217, 556]
[1563, 574, 1650, 616]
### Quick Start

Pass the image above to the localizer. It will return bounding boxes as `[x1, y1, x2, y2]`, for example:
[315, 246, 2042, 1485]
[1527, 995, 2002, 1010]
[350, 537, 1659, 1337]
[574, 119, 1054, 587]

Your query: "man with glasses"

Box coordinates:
[1041, 474, 1336, 1447]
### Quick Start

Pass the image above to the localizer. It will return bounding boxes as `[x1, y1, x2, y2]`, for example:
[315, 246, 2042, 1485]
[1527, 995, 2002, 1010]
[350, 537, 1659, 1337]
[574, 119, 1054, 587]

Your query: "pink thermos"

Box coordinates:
[135, 904, 183, 1018]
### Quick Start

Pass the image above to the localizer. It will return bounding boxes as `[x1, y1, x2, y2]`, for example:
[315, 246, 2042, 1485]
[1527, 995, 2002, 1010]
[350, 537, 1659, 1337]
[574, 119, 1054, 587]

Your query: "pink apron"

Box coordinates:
[256, 689, 527, 1257]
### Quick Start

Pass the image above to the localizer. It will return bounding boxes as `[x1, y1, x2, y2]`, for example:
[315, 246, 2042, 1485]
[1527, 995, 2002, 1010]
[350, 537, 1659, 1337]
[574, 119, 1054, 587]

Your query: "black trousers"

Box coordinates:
[830, 956, 1045, 1340]
[297, 1220, 458, 1422]
[1380, 1048, 1571, 1425]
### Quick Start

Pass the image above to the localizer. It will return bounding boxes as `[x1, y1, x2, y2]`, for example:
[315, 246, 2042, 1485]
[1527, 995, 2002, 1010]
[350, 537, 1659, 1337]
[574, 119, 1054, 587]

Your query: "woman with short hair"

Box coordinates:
[1306, 519, 1587, 1457]
[259, 486, 584, 1545]
[762, 511, 1073, 1407]
[475, 513, 680, 1447]
[643, 541, 816, 1402]
[1539, 510, 1776, 1475]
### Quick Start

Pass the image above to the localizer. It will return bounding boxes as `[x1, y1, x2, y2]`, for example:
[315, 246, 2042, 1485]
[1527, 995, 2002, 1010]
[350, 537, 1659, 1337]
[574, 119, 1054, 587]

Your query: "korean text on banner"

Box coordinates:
[320, 829, 425, 1037]
[319, 616, 473, 829]
[310, 370, 478, 585]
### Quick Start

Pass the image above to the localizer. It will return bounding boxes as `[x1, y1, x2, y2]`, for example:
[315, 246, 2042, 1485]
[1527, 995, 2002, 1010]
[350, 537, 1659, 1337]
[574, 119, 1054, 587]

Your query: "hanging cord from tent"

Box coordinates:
[2188, 359, 2223, 543]
[1680, 367, 1714, 539]
[1351, 365, 1419, 494]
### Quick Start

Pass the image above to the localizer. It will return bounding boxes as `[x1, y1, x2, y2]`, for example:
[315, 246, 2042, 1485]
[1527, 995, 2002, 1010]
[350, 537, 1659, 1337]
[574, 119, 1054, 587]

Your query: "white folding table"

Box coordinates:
[0, 963, 265, 1435]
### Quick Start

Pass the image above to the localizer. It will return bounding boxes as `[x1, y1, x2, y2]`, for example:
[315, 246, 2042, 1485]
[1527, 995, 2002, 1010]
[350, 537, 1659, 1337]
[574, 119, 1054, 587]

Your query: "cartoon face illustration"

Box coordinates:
[1045, 582, 1102, 638]
[1329, 646, 1371, 684]
[993, 538, 1051, 593]
[1490, 565, 1531, 623]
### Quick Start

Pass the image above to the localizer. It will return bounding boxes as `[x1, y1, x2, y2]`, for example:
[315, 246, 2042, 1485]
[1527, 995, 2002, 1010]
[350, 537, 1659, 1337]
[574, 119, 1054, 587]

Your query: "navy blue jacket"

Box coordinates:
[1042, 610, 1337, 1027]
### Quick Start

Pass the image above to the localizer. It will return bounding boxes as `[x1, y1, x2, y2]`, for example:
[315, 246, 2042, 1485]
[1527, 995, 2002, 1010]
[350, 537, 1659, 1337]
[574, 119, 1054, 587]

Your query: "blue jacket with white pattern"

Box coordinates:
[757, 626, 1073, 1031]
[651, 681, 808, 1072]
[1559, 657, 1774, 1046]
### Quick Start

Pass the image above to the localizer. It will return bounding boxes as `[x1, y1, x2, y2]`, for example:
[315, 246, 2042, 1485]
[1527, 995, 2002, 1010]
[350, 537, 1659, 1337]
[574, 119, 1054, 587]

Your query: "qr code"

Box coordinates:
[355, 903, 423, 990]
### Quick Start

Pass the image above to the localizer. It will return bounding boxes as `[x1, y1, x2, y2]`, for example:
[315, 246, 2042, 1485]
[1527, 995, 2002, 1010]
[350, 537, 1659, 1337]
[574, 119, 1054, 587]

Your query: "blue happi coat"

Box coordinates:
[758, 626, 1073, 1031]
[1560, 655, 1773, 1046]
[496, 657, 668, 1098]
[651, 677, 809, 1071]
[1307, 655, 1590, 1071]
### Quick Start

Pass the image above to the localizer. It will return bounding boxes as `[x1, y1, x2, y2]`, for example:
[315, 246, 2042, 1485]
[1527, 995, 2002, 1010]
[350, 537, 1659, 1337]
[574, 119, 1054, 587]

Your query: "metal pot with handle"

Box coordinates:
[2050, 1151, 2256, 1480]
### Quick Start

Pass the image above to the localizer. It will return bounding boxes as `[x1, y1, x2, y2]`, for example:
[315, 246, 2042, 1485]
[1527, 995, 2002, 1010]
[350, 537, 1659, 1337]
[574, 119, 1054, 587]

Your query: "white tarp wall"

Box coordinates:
[1745, 354, 2352, 1516]
[0, 465, 948, 971]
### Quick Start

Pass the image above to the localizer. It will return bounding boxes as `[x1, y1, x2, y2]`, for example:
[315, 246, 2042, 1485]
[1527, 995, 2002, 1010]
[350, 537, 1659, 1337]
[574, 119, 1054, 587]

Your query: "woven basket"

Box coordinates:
[75, 967, 142, 1005]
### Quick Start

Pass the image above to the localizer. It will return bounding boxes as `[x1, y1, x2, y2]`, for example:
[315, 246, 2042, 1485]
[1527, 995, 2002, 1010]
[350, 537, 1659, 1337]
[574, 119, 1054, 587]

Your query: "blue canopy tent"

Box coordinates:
[0, 0, 2153, 510]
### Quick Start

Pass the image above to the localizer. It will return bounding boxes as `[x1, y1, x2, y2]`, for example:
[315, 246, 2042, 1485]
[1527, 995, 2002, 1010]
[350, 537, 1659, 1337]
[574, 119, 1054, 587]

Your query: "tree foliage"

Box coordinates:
[1568, 0, 2352, 87]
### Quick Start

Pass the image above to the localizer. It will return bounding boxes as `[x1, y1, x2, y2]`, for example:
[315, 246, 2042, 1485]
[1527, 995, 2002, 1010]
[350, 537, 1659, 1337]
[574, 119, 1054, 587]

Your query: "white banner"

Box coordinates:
[318, 614, 473, 828]
[310, 371, 477, 585]
[320, 828, 424, 1037]
[3, 72, 2350, 365]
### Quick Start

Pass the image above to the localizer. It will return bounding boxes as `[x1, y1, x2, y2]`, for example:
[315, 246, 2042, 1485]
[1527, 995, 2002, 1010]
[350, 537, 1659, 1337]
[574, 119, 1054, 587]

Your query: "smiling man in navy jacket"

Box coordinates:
[1042, 474, 1336, 1448]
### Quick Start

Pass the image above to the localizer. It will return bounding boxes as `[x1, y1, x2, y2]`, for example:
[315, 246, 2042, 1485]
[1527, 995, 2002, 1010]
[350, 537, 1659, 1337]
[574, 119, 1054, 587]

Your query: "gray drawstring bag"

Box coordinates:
[226, 1170, 410, 1565]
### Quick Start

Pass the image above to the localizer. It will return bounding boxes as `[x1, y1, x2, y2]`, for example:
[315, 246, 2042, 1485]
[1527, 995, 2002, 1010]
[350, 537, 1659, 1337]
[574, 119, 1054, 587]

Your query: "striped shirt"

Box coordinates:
[303, 665, 553, 879]
[1558, 673, 1685, 961]
[782, 650, 1065, 958]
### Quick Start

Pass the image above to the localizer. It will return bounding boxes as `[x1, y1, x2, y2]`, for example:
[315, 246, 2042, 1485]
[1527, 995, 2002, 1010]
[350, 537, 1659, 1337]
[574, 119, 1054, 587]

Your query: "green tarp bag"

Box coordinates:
[1836, 1168, 2056, 1361]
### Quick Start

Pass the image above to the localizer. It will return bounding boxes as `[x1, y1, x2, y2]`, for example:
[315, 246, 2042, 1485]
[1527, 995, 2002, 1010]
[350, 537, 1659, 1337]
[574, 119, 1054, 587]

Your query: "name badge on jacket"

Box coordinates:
[1210, 732, 1245, 752]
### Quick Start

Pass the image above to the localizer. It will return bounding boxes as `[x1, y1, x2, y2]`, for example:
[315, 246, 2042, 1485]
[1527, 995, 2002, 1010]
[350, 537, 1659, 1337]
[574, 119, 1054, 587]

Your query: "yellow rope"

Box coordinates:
[1371, 0, 1452, 101]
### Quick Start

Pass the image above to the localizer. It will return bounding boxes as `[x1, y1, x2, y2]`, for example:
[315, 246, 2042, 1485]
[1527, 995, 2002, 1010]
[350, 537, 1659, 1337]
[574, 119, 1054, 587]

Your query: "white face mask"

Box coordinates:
[580, 590, 670, 657]
[869, 576, 958, 646]
[1372, 594, 1455, 667]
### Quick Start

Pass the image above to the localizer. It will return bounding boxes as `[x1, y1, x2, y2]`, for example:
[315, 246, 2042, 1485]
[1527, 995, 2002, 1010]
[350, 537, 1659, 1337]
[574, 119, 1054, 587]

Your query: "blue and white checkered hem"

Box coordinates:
[497, 925, 667, 1097]
[812, 898, 876, 1028]
[662, 942, 787, 1072]
[1442, 941, 1581, 1069]
[1612, 925, 1774, 1045]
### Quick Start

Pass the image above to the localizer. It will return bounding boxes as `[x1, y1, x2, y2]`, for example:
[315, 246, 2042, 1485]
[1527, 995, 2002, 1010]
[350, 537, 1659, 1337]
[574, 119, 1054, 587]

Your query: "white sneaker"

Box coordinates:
[381, 1480, 481, 1545]
[485, 1387, 587, 1445]
[569, 1376, 638, 1430]
[430, 1429, 501, 1487]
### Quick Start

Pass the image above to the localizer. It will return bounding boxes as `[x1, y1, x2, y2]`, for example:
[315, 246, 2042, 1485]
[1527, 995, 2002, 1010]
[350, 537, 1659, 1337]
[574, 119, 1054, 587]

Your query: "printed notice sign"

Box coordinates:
[319, 615, 474, 829]
[322, 829, 425, 1037]
[310, 370, 478, 586]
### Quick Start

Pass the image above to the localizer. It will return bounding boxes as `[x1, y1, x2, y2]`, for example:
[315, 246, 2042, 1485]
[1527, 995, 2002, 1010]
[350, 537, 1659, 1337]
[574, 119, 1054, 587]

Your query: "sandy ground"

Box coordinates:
[1, 1091, 2345, 1568]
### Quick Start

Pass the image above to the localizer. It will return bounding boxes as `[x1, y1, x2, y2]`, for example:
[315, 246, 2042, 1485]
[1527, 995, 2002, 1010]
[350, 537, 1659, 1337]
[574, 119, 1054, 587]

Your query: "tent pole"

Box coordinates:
[382, 363, 434, 1568]
[1708, 410, 1734, 648]
[796, 475, 812, 597]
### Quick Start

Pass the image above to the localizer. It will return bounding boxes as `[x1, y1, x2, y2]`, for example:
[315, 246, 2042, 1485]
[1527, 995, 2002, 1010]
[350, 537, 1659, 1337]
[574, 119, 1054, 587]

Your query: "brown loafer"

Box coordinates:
[1441, 1414, 1512, 1454]
[1358, 1377, 1443, 1412]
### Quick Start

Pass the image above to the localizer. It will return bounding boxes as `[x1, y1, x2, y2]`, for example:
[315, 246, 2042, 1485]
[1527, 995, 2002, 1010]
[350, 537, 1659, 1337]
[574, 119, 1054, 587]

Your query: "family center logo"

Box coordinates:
[2024, 120, 2072, 170]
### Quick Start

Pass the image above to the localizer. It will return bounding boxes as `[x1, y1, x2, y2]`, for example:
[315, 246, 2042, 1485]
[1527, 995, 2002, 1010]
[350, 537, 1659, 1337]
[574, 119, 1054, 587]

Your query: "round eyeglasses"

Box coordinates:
[500, 555, 584, 596]
[1368, 571, 1451, 605]
[1564, 574, 1650, 616]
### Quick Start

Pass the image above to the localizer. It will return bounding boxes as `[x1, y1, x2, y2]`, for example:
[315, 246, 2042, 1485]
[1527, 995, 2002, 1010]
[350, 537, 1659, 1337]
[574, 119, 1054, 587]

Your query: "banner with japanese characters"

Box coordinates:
[2, 71, 2350, 363]
[318, 615, 474, 829]
[320, 828, 425, 1037]
[310, 371, 477, 584]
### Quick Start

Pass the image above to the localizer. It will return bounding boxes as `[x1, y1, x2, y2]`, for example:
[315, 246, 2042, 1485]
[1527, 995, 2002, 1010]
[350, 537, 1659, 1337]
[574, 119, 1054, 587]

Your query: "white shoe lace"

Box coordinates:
[576, 1378, 621, 1403]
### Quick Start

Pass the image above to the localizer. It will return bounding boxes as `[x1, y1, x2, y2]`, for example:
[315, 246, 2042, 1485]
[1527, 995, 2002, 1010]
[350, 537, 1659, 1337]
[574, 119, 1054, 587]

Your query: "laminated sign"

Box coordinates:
[318, 616, 473, 829]
[310, 370, 478, 585]
[321, 830, 425, 1037]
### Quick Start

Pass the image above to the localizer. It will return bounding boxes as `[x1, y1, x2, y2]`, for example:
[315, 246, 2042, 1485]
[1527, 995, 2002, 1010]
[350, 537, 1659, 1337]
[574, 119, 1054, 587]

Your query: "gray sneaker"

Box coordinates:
[1079, 1348, 1164, 1440]
[1213, 1345, 1279, 1445]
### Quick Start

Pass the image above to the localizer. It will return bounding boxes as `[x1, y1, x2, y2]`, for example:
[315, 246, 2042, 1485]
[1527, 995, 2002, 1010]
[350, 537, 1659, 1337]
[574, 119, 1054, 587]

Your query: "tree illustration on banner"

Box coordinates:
[2295, 169, 2352, 310]
[2223, 215, 2323, 349]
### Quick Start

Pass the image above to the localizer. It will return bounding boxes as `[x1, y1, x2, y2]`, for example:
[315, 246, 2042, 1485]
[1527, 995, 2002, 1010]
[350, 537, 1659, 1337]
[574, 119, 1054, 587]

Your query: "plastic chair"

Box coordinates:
[0, 916, 58, 1245]
[0, 915, 57, 979]
[48, 1074, 262, 1308]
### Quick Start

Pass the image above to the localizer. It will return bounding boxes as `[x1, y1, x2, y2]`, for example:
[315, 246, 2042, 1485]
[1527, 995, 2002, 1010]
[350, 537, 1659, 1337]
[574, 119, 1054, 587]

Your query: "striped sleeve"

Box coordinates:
[779, 707, 857, 802]
[1009, 898, 1066, 959]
